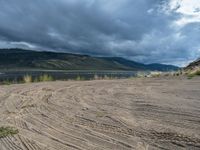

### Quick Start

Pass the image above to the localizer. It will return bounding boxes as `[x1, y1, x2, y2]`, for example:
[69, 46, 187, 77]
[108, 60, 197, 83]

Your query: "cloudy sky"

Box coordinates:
[0, 0, 200, 66]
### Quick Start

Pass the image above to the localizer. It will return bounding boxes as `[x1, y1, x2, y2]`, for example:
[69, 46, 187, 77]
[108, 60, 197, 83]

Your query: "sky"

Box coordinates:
[0, 0, 200, 66]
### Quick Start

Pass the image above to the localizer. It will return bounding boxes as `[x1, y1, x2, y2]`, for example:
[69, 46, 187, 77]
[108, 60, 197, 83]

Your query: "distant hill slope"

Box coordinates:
[185, 58, 200, 70]
[0, 49, 179, 71]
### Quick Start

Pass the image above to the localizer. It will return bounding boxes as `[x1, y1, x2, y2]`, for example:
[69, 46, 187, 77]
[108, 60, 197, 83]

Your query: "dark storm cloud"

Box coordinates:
[0, 0, 200, 66]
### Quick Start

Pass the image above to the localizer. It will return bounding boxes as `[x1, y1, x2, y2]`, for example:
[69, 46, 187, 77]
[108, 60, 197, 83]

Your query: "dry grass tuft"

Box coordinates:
[23, 75, 32, 83]
[39, 74, 54, 82]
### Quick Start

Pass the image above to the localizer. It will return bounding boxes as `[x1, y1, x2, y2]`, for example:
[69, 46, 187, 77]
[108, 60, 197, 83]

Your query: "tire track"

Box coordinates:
[0, 78, 200, 149]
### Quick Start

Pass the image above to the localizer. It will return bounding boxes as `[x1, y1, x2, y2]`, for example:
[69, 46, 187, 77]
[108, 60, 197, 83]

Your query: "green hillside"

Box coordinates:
[0, 49, 179, 71]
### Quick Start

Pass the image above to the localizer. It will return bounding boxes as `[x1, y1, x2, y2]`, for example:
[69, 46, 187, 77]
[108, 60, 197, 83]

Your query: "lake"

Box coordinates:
[0, 70, 147, 83]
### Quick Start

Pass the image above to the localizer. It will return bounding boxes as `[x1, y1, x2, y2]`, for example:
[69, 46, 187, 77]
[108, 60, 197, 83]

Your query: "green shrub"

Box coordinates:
[76, 75, 81, 81]
[0, 126, 19, 138]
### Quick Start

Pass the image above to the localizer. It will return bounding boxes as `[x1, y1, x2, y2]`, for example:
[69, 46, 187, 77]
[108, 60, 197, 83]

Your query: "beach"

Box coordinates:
[0, 77, 200, 149]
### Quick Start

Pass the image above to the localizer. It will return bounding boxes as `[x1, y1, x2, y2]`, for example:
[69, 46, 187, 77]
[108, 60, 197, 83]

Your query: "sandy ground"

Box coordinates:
[0, 77, 200, 150]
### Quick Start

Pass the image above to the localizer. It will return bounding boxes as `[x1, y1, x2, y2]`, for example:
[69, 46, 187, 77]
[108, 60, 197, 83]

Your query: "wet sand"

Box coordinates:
[0, 77, 200, 150]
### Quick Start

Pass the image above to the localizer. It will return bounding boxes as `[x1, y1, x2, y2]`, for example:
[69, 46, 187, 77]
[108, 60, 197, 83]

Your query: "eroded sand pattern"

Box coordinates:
[0, 77, 200, 150]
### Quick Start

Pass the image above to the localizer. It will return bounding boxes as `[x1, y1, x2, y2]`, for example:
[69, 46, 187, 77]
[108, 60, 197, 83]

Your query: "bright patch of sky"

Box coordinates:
[170, 0, 200, 27]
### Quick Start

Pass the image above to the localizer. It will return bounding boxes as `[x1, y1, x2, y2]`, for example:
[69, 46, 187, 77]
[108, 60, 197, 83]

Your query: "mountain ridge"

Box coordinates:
[0, 48, 179, 71]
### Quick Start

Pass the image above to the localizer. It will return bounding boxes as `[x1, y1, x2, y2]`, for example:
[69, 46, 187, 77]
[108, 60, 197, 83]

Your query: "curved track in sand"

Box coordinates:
[0, 77, 200, 149]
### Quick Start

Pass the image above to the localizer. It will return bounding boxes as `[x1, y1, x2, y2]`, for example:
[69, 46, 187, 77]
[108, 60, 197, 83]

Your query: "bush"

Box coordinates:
[76, 75, 81, 81]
